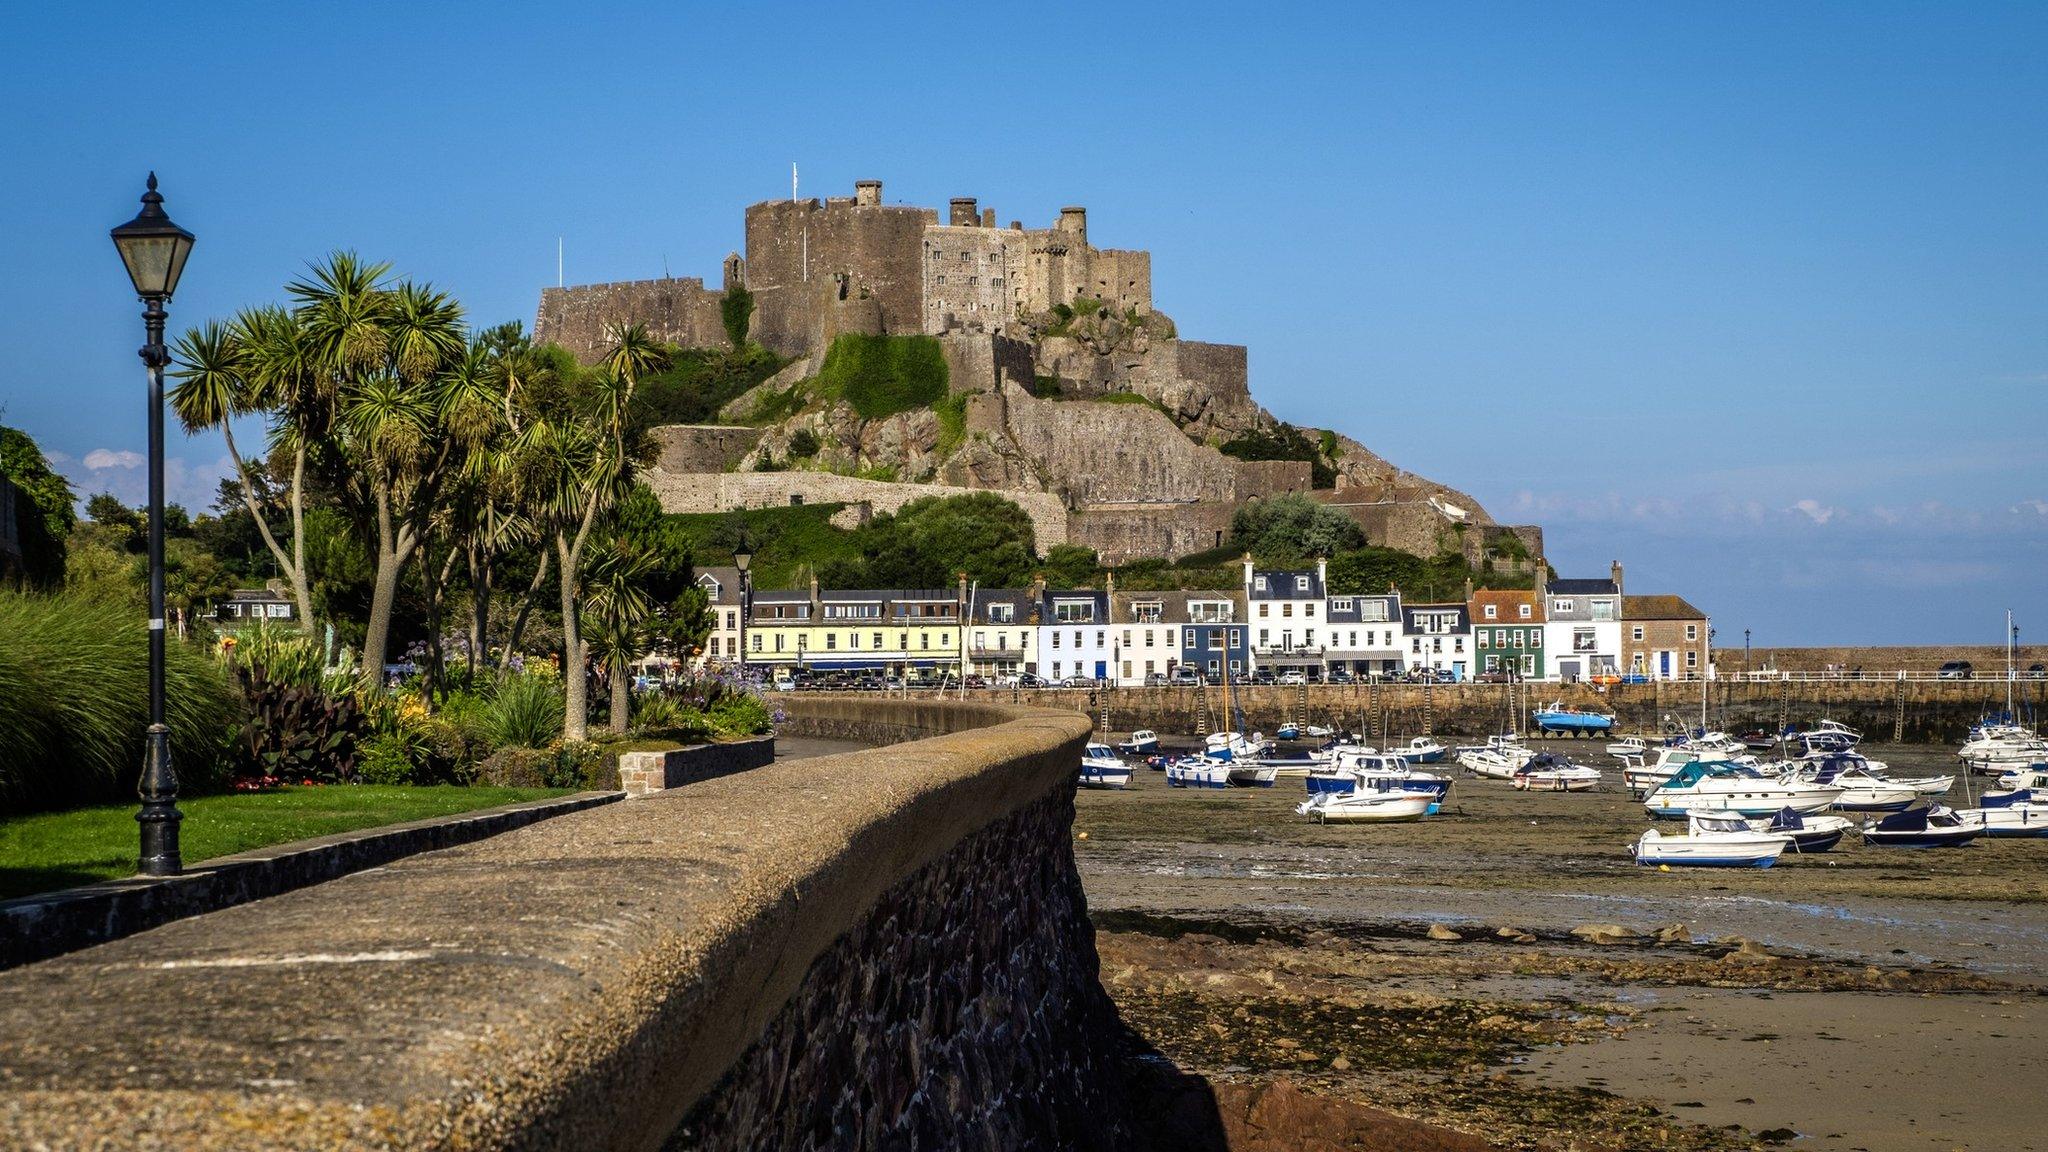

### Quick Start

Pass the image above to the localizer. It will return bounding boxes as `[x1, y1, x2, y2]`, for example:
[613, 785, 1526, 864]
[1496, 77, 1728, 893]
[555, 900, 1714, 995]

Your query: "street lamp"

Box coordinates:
[110, 173, 195, 877]
[732, 548, 753, 681]
[1744, 628, 1751, 680]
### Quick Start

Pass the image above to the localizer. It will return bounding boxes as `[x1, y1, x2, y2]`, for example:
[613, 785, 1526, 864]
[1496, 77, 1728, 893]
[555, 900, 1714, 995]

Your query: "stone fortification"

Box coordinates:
[650, 425, 767, 474]
[540, 177, 1542, 565]
[640, 466, 1072, 550]
[0, 699, 1124, 1150]
[534, 276, 731, 362]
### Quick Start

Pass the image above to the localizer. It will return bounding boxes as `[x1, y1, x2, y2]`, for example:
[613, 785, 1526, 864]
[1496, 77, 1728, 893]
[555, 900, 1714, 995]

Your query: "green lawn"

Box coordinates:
[0, 785, 573, 901]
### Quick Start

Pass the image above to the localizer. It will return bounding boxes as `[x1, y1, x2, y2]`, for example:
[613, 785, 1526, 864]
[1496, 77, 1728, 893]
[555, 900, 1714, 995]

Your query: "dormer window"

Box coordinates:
[1518, 605, 1531, 619]
[1553, 598, 1575, 613]
[1483, 605, 1497, 619]
[990, 603, 1015, 623]
[1294, 575, 1309, 592]
[1255, 576, 1268, 592]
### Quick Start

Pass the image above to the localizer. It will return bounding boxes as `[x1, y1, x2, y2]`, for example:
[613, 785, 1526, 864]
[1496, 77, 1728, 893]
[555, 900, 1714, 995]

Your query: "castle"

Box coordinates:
[535, 180, 1153, 360]
[536, 180, 1543, 571]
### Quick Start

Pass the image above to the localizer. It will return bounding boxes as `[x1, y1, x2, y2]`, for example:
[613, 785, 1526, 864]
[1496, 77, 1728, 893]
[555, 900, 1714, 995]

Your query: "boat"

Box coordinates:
[1605, 735, 1649, 758]
[1674, 729, 1751, 756]
[1784, 751, 1952, 798]
[1861, 805, 1983, 848]
[1305, 751, 1450, 801]
[1737, 729, 1780, 754]
[1300, 724, 1334, 739]
[1398, 736, 1447, 764]
[1631, 814, 1789, 868]
[1079, 743, 1135, 790]
[1642, 760, 1844, 820]
[1960, 733, 2048, 775]
[1510, 752, 1602, 792]
[1295, 789, 1434, 823]
[1532, 702, 1616, 736]
[1459, 748, 1529, 779]
[1275, 723, 1300, 741]
[1995, 766, 2048, 793]
[1956, 789, 2048, 839]
[1616, 746, 1724, 798]
[1781, 756, 1920, 813]
[1115, 729, 1159, 756]
[1165, 755, 1233, 789]
[1747, 808, 1852, 853]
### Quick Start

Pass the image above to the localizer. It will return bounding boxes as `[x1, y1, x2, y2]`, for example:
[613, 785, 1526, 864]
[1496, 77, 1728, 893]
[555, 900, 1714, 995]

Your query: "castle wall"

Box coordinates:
[938, 332, 1036, 397]
[534, 279, 729, 363]
[996, 385, 1243, 505]
[744, 196, 935, 358]
[642, 468, 1071, 554]
[922, 224, 1024, 335]
[650, 425, 768, 474]
[1069, 501, 1238, 563]
[1231, 459, 1313, 499]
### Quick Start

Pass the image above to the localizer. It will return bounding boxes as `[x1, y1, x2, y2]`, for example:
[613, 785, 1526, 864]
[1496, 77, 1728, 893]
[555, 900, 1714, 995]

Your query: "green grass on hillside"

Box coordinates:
[0, 785, 574, 900]
[814, 333, 948, 419]
[666, 502, 864, 589]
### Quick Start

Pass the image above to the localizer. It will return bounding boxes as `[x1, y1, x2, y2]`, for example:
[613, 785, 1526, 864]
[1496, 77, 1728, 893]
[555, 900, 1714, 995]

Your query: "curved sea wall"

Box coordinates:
[0, 698, 1114, 1151]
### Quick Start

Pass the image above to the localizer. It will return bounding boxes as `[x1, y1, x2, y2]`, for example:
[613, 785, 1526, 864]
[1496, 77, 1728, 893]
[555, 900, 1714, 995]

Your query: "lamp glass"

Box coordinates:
[110, 175, 196, 300]
[733, 550, 753, 573]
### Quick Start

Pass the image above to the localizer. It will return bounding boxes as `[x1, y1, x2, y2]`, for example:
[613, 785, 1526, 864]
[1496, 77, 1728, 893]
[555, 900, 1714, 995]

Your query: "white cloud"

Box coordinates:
[2013, 499, 2048, 517]
[83, 448, 145, 470]
[1789, 499, 1837, 525]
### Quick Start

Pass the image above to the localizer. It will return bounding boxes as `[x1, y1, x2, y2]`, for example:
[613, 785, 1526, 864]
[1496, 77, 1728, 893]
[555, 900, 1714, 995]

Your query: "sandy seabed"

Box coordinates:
[1076, 738, 2046, 1152]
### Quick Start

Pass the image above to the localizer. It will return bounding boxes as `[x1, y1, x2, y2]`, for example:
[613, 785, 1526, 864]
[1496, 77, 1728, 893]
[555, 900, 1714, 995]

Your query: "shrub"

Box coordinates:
[1220, 422, 1339, 489]
[814, 333, 948, 419]
[632, 693, 708, 739]
[233, 663, 368, 784]
[485, 674, 565, 749]
[357, 732, 421, 785]
[720, 283, 755, 347]
[475, 745, 552, 788]
[933, 392, 968, 456]
[0, 589, 240, 814]
[707, 693, 771, 739]
[786, 428, 820, 459]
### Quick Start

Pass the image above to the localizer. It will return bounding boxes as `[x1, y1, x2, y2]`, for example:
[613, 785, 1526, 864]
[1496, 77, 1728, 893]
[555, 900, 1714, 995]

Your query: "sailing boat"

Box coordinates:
[1958, 611, 2045, 775]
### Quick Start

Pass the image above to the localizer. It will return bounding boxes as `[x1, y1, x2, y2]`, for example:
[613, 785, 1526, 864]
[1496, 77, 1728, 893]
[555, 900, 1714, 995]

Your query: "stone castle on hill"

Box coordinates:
[535, 179, 1543, 570]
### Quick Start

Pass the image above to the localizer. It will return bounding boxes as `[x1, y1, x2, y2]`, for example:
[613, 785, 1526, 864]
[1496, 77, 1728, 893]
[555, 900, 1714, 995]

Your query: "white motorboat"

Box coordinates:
[1115, 729, 1159, 756]
[1631, 815, 1790, 868]
[1996, 766, 2048, 793]
[1398, 736, 1447, 764]
[1956, 789, 2048, 838]
[1616, 747, 1721, 798]
[1458, 748, 1526, 779]
[1306, 750, 1450, 801]
[1642, 760, 1844, 820]
[1165, 755, 1233, 790]
[1511, 753, 1601, 793]
[1079, 743, 1135, 790]
[1744, 809, 1853, 853]
[1296, 789, 1433, 823]
[1605, 735, 1649, 758]
[1780, 756, 1920, 813]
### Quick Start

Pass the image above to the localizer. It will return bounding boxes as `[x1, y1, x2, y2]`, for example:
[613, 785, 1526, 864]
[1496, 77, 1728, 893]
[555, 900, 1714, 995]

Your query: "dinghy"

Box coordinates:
[1861, 805, 1983, 848]
[1079, 743, 1135, 790]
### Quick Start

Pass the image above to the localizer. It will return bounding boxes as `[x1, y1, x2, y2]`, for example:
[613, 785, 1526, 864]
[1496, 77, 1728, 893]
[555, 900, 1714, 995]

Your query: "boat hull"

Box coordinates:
[1079, 766, 1133, 790]
[1298, 794, 1433, 823]
[1861, 828, 1981, 848]
[1632, 834, 1785, 868]
[1535, 712, 1615, 735]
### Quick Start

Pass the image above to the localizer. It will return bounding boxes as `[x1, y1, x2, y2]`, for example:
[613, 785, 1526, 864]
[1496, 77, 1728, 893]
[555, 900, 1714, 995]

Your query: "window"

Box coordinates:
[1685, 624, 1699, 641]
[1097, 630, 1106, 647]
[974, 631, 985, 649]
[1573, 628, 1597, 653]
[1207, 629, 1226, 649]
[921, 633, 930, 650]
[1122, 629, 1132, 646]
[1259, 629, 1270, 646]
[1258, 603, 1270, 618]
[935, 275, 946, 286]
[775, 634, 785, 652]
[849, 632, 860, 649]
[990, 603, 1014, 623]
[1051, 632, 1061, 649]
[1332, 598, 1354, 612]
[1484, 605, 1497, 619]
[1686, 650, 1699, 668]
[1305, 603, 1316, 618]
[1134, 602, 1162, 623]
[1478, 631, 1489, 648]
[1143, 630, 1154, 647]
[1485, 655, 1499, 671]
[1518, 605, 1531, 620]
[1591, 599, 1617, 621]
[1072, 630, 1082, 649]
[1512, 632, 1524, 648]
[960, 252, 971, 264]
[1412, 638, 1422, 653]
[1282, 603, 1294, 618]
[1295, 575, 1309, 592]
[1053, 600, 1094, 623]
[1553, 599, 1575, 614]
[1632, 626, 1645, 642]
[1184, 628, 1196, 648]
[1255, 576, 1268, 592]
[1521, 654, 1536, 677]
[827, 634, 837, 651]
[1360, 600, 1391, 623]
[1453, 638, 1464, 653]
[268, 603, 290, 618]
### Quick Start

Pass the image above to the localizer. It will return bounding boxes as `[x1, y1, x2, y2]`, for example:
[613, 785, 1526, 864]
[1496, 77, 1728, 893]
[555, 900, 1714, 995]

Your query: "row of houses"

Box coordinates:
[695, 558, 1713, 685]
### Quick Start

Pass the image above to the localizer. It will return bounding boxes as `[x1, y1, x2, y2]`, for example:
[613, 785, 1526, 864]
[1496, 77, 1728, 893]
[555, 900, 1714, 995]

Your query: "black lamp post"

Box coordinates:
[1744, 628, 1751, 680]
[732, 548, 753, 680]
[110, 173, 195, 877]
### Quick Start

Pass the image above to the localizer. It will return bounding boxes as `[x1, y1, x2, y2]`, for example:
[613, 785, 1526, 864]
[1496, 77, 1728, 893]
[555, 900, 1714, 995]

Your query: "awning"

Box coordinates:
[807, 660, 886, 671]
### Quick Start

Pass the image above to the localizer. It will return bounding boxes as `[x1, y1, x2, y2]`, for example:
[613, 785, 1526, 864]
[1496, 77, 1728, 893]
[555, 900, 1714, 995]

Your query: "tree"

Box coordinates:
[820, 493, 1039, 589]
[510, 323, 668, 741]
[1229, 493, 1365, 563]
[0, 424, 76, 587]
[583, 534, 656, 733]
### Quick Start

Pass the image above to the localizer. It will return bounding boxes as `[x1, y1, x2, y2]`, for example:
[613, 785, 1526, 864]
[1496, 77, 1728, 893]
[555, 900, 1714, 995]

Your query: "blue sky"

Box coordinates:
[1, 1, 2042, 645]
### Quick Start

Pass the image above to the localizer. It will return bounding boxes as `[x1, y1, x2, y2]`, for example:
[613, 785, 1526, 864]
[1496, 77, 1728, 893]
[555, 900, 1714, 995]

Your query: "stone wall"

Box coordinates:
[0, 699, 1113, 1150]
[651, 425, 768, 473]
[745, 194, 936, 358]
[535, 279, 730, 364]
[641, 467, 1072, 553]
[1724, 646, 2036, 674]
[1069, 501, 1238, 563]
[616, 736, 775, 798]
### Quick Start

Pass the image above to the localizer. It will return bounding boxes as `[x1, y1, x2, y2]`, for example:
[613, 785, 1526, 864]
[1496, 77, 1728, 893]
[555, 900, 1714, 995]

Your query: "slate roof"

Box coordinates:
[1548, 578, 1619, 596]
[1324, 593, 1400, 623]
[1622, 594, 1707, 621]
[1110, 589, 1243, 623]
[1249, 569, 1324, 600]
[1402, 603, 1471, 631]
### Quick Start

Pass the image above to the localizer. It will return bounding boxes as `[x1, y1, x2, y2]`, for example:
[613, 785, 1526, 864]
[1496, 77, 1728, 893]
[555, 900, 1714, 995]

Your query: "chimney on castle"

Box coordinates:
[1058, 206, 1088, 244]
[949, 197, 979, 227]
[1463, 577, 1474, 602]
[855, 179, 882, 207]
[981, 207, 996, 228]
[1029, 574, 1046, 622]
[1610, 560, 1624, 595]
[1533, 555, 1546, 594]
[1105, 568, 1117, 602]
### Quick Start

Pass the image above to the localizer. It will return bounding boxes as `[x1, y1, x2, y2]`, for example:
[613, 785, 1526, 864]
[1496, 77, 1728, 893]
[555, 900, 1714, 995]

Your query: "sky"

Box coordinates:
[1, 1, 2042, 646]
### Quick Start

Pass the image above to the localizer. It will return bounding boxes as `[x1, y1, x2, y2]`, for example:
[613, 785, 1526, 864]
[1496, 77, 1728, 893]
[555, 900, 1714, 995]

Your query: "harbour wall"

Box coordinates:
[941, 681, 2038, 745]
[0, 698, 1126, 1150]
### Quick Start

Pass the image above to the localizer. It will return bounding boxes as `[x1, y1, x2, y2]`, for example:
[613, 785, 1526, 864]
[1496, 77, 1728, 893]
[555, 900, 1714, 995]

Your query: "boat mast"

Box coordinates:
[2007, 609, 2017, 721]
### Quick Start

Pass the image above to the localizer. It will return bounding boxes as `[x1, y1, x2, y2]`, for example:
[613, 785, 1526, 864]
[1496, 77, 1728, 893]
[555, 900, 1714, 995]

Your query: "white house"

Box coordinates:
[1543, 563, 1626, 682]
[1034, 586, 1114, 684]
[1245, 556, 1329, 678]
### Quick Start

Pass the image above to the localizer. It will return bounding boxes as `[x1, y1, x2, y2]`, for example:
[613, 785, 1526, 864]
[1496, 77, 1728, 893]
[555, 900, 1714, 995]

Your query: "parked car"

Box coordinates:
[2027, 664, 2047, 680]
[1326, 668, 1355, 684]
[1937, 660, 1975, 680]
[1250, 670, 1277, 686]
[771, 674, 796, 692]
[1144, 672, 1169, 686]
[965, 674, 988, 690]
[1169, 669, 1202, 686]
[1015, 672, 1047, 688]
[1476, 669, 1513, 684]
[1059, 675, 1099, 689]
[1276, 671, 1307, 686]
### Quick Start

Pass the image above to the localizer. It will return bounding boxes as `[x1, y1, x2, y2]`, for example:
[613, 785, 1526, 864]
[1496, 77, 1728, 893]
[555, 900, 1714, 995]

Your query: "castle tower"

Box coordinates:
[1057, 206, 1088, 244]
[721, 252, 744, 291]
[855, 180, 883, 207]
[949, 197, 979, 227]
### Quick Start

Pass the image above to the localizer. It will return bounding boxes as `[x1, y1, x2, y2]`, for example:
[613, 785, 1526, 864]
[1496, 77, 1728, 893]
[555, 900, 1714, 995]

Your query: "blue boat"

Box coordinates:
[1532, 702, 1616, 735]
[1116, 729, 1160, 756]
[1305, 752, 1451, 802]
[1275, 723, 1300, 741]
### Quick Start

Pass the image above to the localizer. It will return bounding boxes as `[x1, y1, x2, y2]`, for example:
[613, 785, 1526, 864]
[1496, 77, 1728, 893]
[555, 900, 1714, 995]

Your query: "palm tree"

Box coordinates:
[584, 534, 657, 733]
[171, 311, 320, 631]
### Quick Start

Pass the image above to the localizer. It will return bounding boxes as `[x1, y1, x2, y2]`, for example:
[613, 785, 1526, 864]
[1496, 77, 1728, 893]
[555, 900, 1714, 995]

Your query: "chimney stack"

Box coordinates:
[949, 196, 979, 227]
[1610, 560, 1624, 595]
[1316, 554, 1328, 589]
[854, 179, 882, 207]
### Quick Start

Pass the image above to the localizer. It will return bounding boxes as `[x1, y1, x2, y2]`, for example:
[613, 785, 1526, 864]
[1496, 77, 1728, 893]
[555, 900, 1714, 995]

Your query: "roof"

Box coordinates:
[1324, 592, 1399, 622]
[1469, 589, 1545, 623]
[227, 588, 292, 602]
[1109, 589, 1244, 622]
[1548, 578, 1618, 596]
[967, 588, 1034, 625]
[695, 566, 740, 605]
[1622, 594, 1707, 621]
[1248, 569, 1324, 600]
[1402, 602, 1471, 630]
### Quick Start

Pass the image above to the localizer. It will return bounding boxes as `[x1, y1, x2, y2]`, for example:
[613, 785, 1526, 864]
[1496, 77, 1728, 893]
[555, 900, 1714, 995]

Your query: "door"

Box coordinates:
[1094, 660, 1106, 680]
[1560, 659, 1581, 683]
[1658, 650, 1671, 679]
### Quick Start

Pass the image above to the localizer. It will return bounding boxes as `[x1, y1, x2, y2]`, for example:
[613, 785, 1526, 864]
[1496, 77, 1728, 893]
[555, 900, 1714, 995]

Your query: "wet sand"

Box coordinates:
[1077, 739, 2048, 1150]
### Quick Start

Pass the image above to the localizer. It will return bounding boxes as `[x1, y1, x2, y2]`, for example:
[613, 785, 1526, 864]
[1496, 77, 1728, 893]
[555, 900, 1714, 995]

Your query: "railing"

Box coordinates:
[1728, 669, 2044, 683]
[1252, 643, 1326, 657]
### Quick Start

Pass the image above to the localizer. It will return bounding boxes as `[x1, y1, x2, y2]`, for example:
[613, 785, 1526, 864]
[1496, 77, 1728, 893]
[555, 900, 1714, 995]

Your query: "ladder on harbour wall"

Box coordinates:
[1294, 680, 1309, 728]
[1779, 679, 1790, 736]
[1194, 678, 1211, 738]
[1894, 677, 1906, 743]
[1366, 678, 1380, 745]
[1422, 675, 1434, 738]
